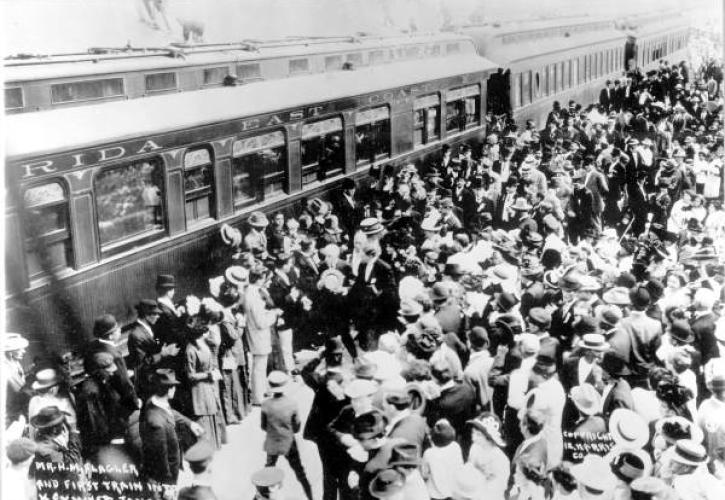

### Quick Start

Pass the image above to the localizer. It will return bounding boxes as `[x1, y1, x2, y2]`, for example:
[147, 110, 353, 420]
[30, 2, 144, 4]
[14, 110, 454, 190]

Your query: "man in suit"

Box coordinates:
[261, 372, 313, 500]
[83, 314, 137, 404]
[294, 238, 320, 297]
[690, 288, 720, 365]
[619, 287, 663, 389]
[599, 80, 614, 111]
[384, 390, 429, 451]
[599, 351, 634, 418]
[127, 300, 180, 400]
[243, 267, 282, 405]
[424, 358, 476, 453]
[140, 369, 202, 487]
[336, 178, 363, 241]
[550, 272, 582, 352]
[243, 211, 270, 259]
[154, 274, 185, 348]
[348, 243, 398, 343]
[268, 252, 306, 374]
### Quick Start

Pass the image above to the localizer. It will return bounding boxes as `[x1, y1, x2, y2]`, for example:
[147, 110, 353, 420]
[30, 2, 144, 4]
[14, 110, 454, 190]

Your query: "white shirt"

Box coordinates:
[422, 442, 464, 499]
[508, 357, 537, 410]
[578, 357, 595, 385]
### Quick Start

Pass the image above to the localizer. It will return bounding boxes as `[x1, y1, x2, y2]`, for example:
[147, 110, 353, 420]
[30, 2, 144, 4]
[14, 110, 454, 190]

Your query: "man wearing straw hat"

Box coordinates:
[3, 333, 30, 426]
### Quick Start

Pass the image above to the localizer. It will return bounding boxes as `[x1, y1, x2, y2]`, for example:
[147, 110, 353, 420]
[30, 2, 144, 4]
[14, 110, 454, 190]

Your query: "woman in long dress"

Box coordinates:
[185, 318, 226, 449]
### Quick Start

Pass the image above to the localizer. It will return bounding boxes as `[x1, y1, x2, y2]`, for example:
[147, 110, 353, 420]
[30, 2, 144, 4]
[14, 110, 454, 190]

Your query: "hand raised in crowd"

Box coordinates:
[161, 343, 180, 357]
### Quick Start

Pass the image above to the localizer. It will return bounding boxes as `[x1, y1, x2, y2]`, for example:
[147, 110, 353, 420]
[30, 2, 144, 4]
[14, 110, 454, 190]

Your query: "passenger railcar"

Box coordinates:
[5, 52, 497, 358]
[617, 12, 690, 72]
[4, 33, 475, 114]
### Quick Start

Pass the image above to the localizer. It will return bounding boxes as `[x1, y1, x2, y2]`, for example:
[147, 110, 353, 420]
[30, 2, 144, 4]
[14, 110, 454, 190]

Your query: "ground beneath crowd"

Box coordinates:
[177, 378, 319, 500]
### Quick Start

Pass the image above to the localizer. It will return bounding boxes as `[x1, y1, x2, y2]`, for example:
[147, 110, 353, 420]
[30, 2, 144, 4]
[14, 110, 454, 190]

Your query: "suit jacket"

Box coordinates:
[619, 311, 662, 382]
[140, 400, 194, 484]
[424, 381, 477, 440]
[127, 321, 168, 397]
[691, 313, 719, 364]
[599, 88, 613, 110]
[571, 415, 607, 434]
[83, 339, 136, 401]
[154, 300, 185, 347]
[294, 251, 320, 296]
[336, 191, 362, 236]
[388, 412, 429, 451]
[560, 356, 603, 393]
[550, 302, 578, 351]
[601, 379, 634, 418]
[261, 395, 300, 455]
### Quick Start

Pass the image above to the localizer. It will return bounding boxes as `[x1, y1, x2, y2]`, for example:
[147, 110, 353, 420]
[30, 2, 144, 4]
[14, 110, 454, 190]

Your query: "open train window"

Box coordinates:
[289, 58, 309, 75]
[572, 59, 579, 86]
[232, 131, 287, 209]
[325, 56, 343, 71]
[533, 72, 542, 98]
[369, 50, 385, 65]
[414, 94, 441, 146]
[23, 181, 72, 279]
[184, 147, 215, 225]
[521, 71, 531, 106]
[237, 63, 262, 82]
[203, 67, 228, 86]
[355, 106, 390, 164]
[445, 43, 460, 54]
[5, 87, 23, 110]
[346, 53, 364, 67]
[145, 72, 177, 92]
[446, 85, 479, 132]
[513, 74, 522, 108]
[301, 117, 344, 186]
[51, 78, 124, 104]
[94, 158, 166, 251]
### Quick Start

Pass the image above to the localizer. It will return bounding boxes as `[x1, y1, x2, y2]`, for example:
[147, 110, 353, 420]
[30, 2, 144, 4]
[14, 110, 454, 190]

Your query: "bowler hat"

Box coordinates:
[352, 410, 387, 439]
[532, 354, 557, 376]
[156, 274, 176, 289]
[30, 405, 66, 429]
[136, 299, 162, 316]
[496, 292, 518, 312]
[90, 351, 115, 370]
[369, 469, 405, 499]
[93, 314, 119, 338]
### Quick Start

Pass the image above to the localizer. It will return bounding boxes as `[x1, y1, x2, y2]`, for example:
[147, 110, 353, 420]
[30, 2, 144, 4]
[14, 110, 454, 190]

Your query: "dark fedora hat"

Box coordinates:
[153, 368, 180, 387]
[93, 314, 119, 338]
[532, 354, 557, 376]
[496, 292, 519, 312]
[156, 274, 176, 289]
[30, 405, 67, 430]
[669, 319, 695, 344]
[558, 272, 582, 291]
[136, 298, 162, 316]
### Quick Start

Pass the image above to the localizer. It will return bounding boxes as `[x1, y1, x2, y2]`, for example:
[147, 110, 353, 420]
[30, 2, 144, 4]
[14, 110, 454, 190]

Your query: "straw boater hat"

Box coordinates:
[360, 217, 385, 236]
[668, 439, 708, 467]
[609, 409, 649, 449]
[267, 371, 289, 394]
[32, 368, 61, 391]
[224, 266, 249, 287]
[248, 211, 269, 228]
[578, 334, 609, 352]
[571, 384, 602, 416]
[570, 455, 617, 498]
[219, 223, 242, 246]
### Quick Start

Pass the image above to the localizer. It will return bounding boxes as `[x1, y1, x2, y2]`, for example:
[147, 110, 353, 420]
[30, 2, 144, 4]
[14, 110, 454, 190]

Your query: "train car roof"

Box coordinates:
[6, 53, 496, 161]
[4, 32, 473, 82]
[463, 24, 626, 66]
[616, 11, 688, 37]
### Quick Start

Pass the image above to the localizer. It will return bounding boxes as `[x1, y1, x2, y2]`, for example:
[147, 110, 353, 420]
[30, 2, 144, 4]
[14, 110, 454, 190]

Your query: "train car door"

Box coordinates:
[625, 37, 637, 72]
[486, 68, 511, 116]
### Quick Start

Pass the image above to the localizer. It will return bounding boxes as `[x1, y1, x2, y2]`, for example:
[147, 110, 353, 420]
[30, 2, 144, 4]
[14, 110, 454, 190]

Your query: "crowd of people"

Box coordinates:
[3, 56, 725, 500]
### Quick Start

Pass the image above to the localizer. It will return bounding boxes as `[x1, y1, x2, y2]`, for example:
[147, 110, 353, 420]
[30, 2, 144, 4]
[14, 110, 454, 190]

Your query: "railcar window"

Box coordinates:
[325, 56, 343, 71]
[184, 147, 215, 224]
[533, 72, 541, 98]
[522, 71, 531, 106]
[289, 58, 310, 75]
[203, 67, 228, 86]
[94, 159, 165, 248]
[414, 94, 441, 146]
[232, 131, 287, 209]
[563, 61, 570, 89]
[346, 53, 364, 66]
[355, 106, 391, 164]
[572, 59, 579, 86]
[5, 87, 23, 110]
[51, 78, 124, 104]
[558, 62, 564, 91]
[513, 74, 522, 108]
[23, 182, 72, 278]
[446, 43, 460, 54]
[446, 85, 479, 132]
[300, 117, 345, 185]
[369, 50, 385, 65]
[237, 63, 262, 81]
[549, 65, 556, 95]
[405, 46, 421, 59]
[145, 72, 177, 92]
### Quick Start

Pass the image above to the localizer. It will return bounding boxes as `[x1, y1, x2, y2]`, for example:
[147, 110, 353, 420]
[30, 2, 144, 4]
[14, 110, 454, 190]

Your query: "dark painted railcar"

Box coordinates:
[4, 50, 497, 359]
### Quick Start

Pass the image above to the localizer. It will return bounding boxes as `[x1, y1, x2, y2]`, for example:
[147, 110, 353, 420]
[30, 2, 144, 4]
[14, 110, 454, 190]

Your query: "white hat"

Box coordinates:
[344, 379, 378, 399]
[515, 333, 540, 355]
[421, 217, 442, 232]
[224, 266, 249, 287]
[609, 409, 649, 449]
[693, 288, 716, 310]
[571, 455, 616, 497]
[2, 333, 29, 352]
